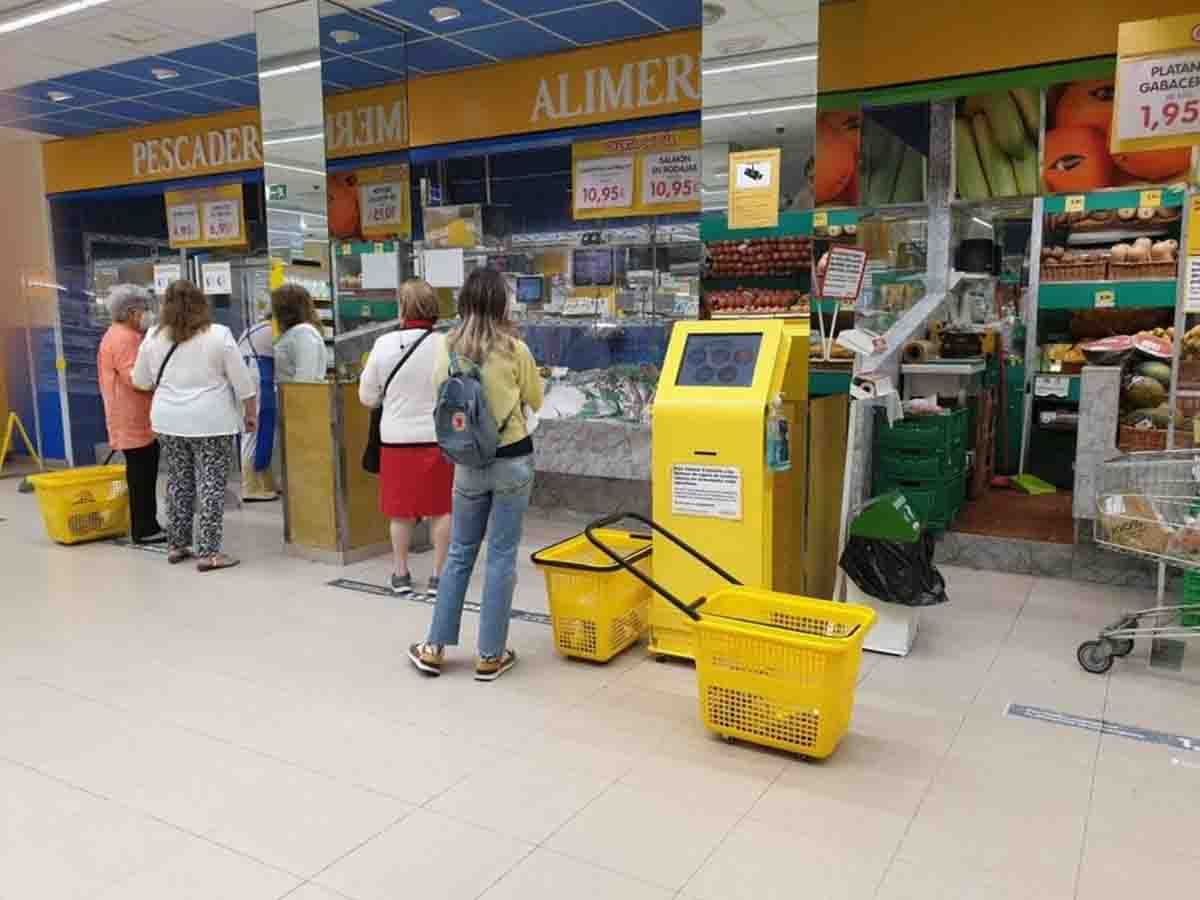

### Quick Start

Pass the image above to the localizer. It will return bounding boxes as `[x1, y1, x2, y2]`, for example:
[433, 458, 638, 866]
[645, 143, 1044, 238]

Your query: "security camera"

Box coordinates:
[775, 124, 787, 136]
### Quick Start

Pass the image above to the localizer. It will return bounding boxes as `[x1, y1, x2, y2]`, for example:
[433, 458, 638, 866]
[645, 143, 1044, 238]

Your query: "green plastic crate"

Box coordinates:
[1181, 571, 1200, 627]
[874, 445, 966, 481]
[872, 471, 966, 530]
[875, 408, 969, 453]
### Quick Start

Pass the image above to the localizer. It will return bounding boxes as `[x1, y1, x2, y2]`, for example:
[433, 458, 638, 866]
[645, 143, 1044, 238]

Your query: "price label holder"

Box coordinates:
[1035, 375, 1070, 399]
[202, 261, 233, 295]
[812, 211, 829, 230]
[1139, 189, 1163, 209]
[153, 263, 181, 294]
[1094, 289, 1116, 309]
[574, 156, 634, 213]
[168, 204, 200, 244]
[641, 149, 699, 206]
[202, 199, 242, 243]
[340, 243, 352, 256]
[1064, 195, 1086, 213]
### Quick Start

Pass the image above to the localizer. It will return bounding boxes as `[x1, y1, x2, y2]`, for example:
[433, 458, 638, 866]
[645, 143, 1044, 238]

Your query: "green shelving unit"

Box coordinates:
[337, 298, 398, 321]
[1038, 280, 1177, 311]
[334, 239, 406, 256]
[700, 209, 859, 241]
[1042, 187, 1186, 213]
[810, 369, 852, 396]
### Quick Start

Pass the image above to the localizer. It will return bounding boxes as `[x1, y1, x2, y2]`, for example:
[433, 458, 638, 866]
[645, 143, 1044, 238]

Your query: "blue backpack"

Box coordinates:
[435, 352, 513, 468]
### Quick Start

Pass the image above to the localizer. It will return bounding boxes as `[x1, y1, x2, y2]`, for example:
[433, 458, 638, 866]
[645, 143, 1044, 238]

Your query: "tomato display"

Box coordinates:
[705, 237, 813, 278]
[707, 288, 808, 314]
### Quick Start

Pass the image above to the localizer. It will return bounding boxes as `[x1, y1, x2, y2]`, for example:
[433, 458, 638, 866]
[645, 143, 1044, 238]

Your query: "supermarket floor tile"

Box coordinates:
[3, 488, 1200, 899]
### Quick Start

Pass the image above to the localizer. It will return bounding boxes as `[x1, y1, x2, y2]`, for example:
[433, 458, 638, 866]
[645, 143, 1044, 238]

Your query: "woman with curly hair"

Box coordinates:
[133, 279, 256, 572]
[271, 283, 328, 383]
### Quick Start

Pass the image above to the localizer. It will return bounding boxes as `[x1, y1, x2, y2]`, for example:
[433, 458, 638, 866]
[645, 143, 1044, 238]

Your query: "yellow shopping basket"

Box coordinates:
[28, 465, 130, 545]
[532, 528, 652, 662]
[585, 514, 875, 759]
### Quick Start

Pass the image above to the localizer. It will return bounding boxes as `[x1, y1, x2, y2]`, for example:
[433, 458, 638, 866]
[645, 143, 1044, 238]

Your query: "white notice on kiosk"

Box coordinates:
[671, 464, 742, 520]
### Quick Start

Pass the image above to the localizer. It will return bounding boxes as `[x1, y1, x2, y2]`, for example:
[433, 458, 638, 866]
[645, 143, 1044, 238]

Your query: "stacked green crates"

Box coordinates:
[1181, 571, 1200, 627]
[873, 408, 969, 530]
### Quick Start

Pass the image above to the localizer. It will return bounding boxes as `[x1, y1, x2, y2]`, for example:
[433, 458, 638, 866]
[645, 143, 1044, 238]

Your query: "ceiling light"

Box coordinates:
[429, 6, 461, 23]
[715, 36, 766, 56]
[704, 54, 817, 76]
[0, 0, 113, 35]
[702, 101, 816, 121]
[267, 162, 326, 177]
[258, 59, 321, 80]
[329, 29, 359, 45]
[47, 90, 74, 102]
[151, 67, 179, 81]
[701, 3, 725, 26]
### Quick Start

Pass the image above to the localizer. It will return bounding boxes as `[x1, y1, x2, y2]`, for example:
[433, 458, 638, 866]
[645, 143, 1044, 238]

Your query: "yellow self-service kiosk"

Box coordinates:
[649, 318, 811, 660]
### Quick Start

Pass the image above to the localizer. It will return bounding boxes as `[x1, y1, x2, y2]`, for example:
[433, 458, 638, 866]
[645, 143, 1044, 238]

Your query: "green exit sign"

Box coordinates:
[268, 184, 287, 201]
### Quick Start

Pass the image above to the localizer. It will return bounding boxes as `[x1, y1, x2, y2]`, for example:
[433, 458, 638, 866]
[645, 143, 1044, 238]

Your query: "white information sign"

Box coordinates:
[361, 182, 404, 230]
[642, 150, 699, 205]
[819, 246, 869, 300]
[671, 464, 742, 521]
[153, 263, 181, 294]
[202, 200, 241, 243]
[167, 204, 200, 244]
[1116, 52, 1200, 142]
[574, 156, 634, 211]
[1187, 257, 1200, 312]
[201, 261, 233, 295]
[422, 248, 465, 288]
[1035, 375, 1070, 399]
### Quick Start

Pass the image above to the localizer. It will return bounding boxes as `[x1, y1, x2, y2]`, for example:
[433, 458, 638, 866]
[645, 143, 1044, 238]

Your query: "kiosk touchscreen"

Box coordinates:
[650, 319, 810, 660]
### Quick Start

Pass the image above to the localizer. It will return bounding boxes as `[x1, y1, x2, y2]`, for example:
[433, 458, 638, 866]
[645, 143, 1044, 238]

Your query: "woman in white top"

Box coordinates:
[133, 279, 256, 572]
[359, 280, 451, 597]
[271, 284, 328, 383]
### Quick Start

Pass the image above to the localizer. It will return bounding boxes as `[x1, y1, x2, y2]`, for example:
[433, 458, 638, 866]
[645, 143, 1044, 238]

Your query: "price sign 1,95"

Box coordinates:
[1116, 52, 1200, 143]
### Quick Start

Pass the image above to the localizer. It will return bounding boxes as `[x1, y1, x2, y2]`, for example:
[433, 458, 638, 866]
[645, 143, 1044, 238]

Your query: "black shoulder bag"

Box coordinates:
[156, 341, 180, 388]
[362, 329, 433, 474]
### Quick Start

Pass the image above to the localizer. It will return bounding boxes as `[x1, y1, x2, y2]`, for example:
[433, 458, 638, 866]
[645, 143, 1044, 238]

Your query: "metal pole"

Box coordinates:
[52, 298, 73, 468]
[1019, 197, 1045, 476]
[484, 154, 492, 204]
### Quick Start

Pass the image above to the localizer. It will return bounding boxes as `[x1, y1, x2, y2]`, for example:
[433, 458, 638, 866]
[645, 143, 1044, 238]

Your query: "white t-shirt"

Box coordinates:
[275, 322, 328, 383]
[133, 323, 257, 438]
[358, 326, 445, 445]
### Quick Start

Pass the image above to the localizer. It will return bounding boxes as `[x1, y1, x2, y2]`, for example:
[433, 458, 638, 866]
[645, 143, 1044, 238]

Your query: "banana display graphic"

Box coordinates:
[861, 118, 926, 205]
[956, 88, 1039, 199]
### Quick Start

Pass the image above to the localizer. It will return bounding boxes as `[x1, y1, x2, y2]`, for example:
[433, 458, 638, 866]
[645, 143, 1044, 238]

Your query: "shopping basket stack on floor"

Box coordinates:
[534, 513, 876, 759]
[27, 465, 130, 545]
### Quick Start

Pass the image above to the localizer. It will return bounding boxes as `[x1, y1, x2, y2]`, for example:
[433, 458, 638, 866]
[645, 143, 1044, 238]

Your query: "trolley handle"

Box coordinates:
[583, 512, 742, 622]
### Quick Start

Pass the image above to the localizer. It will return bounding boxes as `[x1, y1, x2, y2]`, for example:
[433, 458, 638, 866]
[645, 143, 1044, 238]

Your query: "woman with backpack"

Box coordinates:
[359, 280, 451, 598]
[409, 268, 543, 681]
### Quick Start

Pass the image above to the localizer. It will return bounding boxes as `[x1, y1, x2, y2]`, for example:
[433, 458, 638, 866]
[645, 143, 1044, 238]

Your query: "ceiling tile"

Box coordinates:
[46, 69, 156, 99]
[623, 0, 698, 30]
[121, 1, 254, 41]
[89, 98, 184, 123]
[60, 10, 207, 55]
[222, 34, 259, 53]
[452, 20, 572, 58]
[703, 18, 795, 58]
[103, 55, 230, 89]
[0, 49, 78, 90]
[195, 77, 261, 107]
[10, 80, 119, 107]
[373, 0, 514, 36]
[537, 2, 660, 44]
[39, 107, 144, 132]
[404, 37, 491, 71]
[320, 12, 407, 53]
[319, 54, 401, 90]
[160, 41, 260, 78]
[9, 116, 95, 137]
[145, 88, 241, 116]
[488, 0, 581, 14]
[349, 46, 409, 75]
[749, 0, 820, 16]
[776, 12, 818, 44]
[704, 0, 771, 27]
[0, 92, 60, 123]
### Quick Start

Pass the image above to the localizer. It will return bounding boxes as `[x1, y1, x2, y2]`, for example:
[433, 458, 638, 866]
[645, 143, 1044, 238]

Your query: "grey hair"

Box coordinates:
[106, 284, 152, 322]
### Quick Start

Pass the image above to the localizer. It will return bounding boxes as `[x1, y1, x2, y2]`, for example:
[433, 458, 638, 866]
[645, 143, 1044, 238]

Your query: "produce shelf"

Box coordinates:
[1042, 187, 1185, 214]
[700, 209, 857, 241]
[1033, 373, 1082, 403]
[810, 368, 852, 395]
[337, 299, 398, 320]
[334, 240, 405, 255]
[1037, 280, 1177, 310]
[702, 275, 808, 288]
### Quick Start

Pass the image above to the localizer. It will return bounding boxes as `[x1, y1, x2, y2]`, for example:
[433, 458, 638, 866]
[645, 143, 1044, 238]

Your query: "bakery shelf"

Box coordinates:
[1037, 280, 1177, 310]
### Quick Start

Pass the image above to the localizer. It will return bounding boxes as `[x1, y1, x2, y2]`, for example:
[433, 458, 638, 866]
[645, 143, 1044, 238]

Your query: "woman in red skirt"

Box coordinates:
[359, 280, 453, 596]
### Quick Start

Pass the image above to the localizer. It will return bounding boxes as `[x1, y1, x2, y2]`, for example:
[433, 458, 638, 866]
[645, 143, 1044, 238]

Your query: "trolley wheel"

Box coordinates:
[1109, 638, 1135, 657]
[1077, 640, 1115, 674]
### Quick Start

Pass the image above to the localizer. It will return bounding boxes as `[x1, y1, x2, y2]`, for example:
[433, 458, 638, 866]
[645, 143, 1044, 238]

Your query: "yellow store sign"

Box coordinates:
[571, 129, 700, 220]
[164, 183, 247, 250]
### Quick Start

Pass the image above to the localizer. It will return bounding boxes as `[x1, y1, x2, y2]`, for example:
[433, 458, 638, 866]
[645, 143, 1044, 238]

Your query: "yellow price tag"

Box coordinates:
[1094, 289, 1116, 309]
[1140, 189, 1162, 209]
[340, 243, 351, 256]
[373, 242, 384, 253]
[1064, 195, 1085, 213]
[55, 357, 66, 372]
[1194, 418, 1200, 446]
[812, 211, 828, 230]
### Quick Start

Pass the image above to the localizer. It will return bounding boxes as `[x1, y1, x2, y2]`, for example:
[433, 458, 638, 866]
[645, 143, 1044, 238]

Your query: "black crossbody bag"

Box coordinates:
[362, 329, 433, 474]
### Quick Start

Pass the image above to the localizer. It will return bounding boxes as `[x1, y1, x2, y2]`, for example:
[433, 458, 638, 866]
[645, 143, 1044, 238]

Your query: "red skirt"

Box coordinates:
[379, 446, 454, 519]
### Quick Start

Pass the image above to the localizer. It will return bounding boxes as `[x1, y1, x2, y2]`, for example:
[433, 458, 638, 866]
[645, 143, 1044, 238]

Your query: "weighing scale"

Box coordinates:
[649, 319, 810, 660]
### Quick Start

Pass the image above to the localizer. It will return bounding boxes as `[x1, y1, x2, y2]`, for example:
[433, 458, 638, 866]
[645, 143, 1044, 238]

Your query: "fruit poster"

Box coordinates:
[1043, 79, 1191, 193]
[814, 111, 860, 206]
[861, 104, 928, 205]
[327, 166, 412, 241]
[955, 90, 1040, 200]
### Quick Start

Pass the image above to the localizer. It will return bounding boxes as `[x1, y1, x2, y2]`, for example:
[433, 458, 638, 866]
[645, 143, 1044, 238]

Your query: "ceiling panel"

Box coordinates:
[373, 0, 515, 35]
[147, 88, 241, 116]
[404, 37, 492, 71]
[160, 42, 260, 78]
[452, 20, 572, 57]
[320, 53, 401, 90]
[7, 80, 117, 107]
[122, 1, 254, 41]
[89, 98, 188, 123]
[221, 34, 259, 54]
[320, 12, 407, 53]
[624, 0, 700, 30]
[198, 77, 261, 107]
[348, 46, 409, 76]
[49, 68, 156, 98]
[537, 2, 660, 44]
[0, 92, 61, 122]
[103, 55, 231, 90]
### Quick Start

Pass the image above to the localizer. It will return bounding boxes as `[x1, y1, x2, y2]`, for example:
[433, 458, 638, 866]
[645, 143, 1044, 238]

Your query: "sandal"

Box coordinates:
[197, 554, 240, 573]
[167, 547, 192, 565]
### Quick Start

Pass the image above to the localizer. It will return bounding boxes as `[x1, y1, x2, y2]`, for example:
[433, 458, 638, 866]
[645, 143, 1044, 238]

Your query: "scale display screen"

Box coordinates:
[572, 248, 615, 286]
[516, 275, 543, 302]
[676, 333, 762, 387]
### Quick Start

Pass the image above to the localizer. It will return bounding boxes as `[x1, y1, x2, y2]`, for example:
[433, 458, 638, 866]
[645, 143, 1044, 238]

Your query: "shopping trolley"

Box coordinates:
[1079, 449, 1200, 674]
[584, 513, 875, 758]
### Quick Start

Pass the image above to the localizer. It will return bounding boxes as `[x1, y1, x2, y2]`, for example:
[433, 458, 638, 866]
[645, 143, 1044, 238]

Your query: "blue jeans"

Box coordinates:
[427, 455, 534, 657]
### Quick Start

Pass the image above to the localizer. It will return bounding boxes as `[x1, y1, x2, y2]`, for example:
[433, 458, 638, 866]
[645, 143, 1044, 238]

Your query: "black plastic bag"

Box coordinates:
[839, 532, 949, 607]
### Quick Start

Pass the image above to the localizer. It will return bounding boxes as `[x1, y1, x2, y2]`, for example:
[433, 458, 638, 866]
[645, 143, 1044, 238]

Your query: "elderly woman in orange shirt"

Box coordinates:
[97, 285, 164, 544]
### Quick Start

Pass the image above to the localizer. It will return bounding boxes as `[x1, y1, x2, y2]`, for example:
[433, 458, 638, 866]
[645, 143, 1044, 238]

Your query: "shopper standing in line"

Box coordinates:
[409, 268, 543, 681]
[271, 284, 328, 383]
[97, 284, 165, 545]
[359, 280, 451, 597]
[133, 280, 256, 572]
[236, 313, 279, 502]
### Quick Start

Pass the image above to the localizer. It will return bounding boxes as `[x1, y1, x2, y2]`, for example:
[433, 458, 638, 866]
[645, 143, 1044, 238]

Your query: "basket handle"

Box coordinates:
[583, 513, 742, 622]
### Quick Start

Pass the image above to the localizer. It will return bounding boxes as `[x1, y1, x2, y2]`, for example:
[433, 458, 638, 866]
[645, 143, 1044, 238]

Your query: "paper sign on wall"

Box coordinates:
[819, 246, 869, 300]
[671, 464, 742, 521]
[203, 199, 241, 243]
[422, 248, 465, 288]
[727, 148, 782, 230]
[166, 183, 246, 249]
[356, 164, 412, 239]
[153, 263, 181, 294]
[167, 205, 200, 245]
[202, 261, 233, 295]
